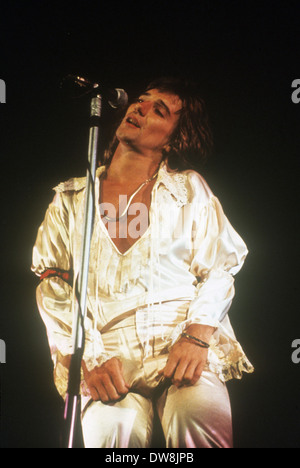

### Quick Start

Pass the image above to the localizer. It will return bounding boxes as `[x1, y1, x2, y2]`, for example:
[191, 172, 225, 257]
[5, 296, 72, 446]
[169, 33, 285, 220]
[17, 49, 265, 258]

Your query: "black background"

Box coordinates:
[0, 0, 299, 448]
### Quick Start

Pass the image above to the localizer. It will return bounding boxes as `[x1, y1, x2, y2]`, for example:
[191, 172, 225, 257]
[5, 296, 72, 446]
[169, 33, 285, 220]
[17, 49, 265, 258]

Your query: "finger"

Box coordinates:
[110, 366, 130, 395]
[101, 374, 123, 402]
[100, 359, 130, 393]
[96, 381, 113, 403]
[161, 353, 181, 379]
[172, 360, 189, 386]
[189, 361, 205, 386]
[181, 361, 198, 385]
[90, 385, 102, 401]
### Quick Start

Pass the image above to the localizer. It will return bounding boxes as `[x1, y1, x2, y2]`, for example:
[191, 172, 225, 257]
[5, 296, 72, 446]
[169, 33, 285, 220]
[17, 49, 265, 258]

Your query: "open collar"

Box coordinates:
[156, 161, 188, 206]
[54, 161, 188, 206]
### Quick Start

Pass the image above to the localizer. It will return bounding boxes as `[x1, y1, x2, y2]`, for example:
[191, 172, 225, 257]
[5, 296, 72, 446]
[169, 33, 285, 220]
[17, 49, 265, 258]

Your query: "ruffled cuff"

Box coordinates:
[52, 351, 122, 400]
[83, 353, 122, 372]
[207, 337, 254, 382]
[168, 318, 254, 383]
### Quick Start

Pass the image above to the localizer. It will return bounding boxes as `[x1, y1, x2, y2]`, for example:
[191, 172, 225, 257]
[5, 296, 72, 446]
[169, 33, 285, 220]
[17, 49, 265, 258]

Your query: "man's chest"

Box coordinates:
[99, 179, 156, 254]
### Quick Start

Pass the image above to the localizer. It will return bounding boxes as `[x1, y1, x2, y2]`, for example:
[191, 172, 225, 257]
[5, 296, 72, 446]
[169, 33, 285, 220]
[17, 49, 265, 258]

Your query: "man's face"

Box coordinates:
[116, 89, 182, 156]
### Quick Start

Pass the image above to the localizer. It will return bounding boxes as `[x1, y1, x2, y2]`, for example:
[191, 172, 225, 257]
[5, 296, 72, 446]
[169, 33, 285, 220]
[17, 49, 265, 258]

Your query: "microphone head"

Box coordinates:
[60, 75, 128, 108]
[108, 88, 128, 108]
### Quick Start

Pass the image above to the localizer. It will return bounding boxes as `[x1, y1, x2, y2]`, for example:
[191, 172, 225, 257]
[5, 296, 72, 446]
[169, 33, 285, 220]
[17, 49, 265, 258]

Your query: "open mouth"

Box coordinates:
[126, 116, 140, 128]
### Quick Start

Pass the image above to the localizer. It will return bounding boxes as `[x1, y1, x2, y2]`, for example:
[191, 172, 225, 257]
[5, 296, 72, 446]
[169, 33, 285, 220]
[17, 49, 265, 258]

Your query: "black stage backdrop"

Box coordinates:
[0, 0, 299, 448]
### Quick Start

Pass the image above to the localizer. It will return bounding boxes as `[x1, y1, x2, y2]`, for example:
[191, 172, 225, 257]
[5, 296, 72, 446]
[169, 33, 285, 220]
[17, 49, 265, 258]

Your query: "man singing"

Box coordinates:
[32, 77, 253, 448]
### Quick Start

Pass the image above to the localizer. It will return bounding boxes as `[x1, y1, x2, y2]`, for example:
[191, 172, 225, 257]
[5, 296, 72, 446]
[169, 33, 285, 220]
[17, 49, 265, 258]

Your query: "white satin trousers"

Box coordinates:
[80, 316, 233, 449]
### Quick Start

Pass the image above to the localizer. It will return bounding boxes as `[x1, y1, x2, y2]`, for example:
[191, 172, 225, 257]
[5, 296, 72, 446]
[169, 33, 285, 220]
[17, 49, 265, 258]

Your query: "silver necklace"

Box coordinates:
[100, 170, 158, 222]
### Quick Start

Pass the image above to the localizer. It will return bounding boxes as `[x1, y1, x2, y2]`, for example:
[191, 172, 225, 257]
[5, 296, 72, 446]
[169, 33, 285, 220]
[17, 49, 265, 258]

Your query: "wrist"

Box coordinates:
[185, 324, 215, 343]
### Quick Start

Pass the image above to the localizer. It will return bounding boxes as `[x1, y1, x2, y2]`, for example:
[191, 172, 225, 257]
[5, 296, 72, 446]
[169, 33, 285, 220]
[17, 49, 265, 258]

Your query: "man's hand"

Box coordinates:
[158, 324, 215, 387]
[82, 357, 130, 403]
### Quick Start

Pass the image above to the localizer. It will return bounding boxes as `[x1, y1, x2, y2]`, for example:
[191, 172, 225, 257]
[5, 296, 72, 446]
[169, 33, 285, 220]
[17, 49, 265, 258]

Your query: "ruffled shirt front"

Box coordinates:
[32, 162, 254, 397]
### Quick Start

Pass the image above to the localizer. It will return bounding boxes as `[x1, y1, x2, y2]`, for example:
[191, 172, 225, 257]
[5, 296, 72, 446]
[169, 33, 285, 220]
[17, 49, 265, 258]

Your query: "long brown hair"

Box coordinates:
[103, 76, 213, 171]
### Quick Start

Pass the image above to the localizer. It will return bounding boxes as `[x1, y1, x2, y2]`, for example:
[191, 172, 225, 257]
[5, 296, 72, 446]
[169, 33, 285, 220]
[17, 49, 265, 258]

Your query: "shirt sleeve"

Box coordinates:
[32, 191, 74, 348]
[31, 191, 110, 398]
[186, 194, 248, 329]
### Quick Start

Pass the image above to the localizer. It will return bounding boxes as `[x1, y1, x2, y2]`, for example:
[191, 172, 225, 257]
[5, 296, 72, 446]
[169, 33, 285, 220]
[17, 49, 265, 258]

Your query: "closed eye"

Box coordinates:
[154, 107, 164, 117]
[134, 95, 167, 118]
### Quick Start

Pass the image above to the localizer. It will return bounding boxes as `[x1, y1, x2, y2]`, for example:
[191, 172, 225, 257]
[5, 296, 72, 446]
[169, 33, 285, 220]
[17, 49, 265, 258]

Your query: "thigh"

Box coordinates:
[156, 370, 233, 448]
[81, 391, 154, 448]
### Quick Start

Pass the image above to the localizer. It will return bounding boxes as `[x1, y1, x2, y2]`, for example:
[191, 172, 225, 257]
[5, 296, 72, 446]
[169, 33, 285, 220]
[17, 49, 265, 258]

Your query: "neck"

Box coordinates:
[105, 142, 163, 184]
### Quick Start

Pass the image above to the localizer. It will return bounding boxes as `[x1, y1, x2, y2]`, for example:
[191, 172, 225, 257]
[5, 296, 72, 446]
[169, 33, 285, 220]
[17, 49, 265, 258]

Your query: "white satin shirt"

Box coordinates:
[32, 162, 254, 397]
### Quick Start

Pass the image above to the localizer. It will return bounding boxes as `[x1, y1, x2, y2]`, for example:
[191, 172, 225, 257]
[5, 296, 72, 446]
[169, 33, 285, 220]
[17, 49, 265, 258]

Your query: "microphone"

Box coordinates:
[60, 75, 128, 108]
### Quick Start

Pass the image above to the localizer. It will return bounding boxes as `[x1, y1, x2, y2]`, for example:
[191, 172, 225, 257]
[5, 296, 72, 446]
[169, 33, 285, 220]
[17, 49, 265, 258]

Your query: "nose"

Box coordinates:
[134, 100, 150, 117]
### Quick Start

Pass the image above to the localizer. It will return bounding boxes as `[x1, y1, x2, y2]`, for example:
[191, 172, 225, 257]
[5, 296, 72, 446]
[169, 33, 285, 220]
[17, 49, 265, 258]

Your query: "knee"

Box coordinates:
[81, 398, 153, 448]
[158, 376, 233, 448]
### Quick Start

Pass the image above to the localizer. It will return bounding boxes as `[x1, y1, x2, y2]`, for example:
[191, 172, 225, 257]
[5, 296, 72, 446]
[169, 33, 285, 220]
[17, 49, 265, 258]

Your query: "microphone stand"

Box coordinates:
[63, 94, 102, 448]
